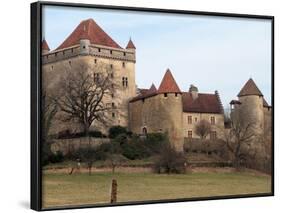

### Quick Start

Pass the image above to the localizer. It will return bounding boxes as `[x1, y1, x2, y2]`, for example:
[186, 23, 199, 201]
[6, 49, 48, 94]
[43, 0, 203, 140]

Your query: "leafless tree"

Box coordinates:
[195, 120, 211, 139]
[55, 62, 117, 136]
[222, 109, 256, 169]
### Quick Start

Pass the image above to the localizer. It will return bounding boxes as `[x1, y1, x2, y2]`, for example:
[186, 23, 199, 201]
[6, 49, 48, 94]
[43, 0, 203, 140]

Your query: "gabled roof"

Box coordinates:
[182, 92, 223, 114]
[42, 39, 50, 51]
[158, 69, 181, 94]
[56, 19, 121, 50]
[126, 38, 136, 49]
[238, 78, 263, 97]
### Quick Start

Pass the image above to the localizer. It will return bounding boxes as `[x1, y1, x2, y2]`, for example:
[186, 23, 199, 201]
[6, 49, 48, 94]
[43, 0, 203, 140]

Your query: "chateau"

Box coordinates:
[42, 18, 271, 152]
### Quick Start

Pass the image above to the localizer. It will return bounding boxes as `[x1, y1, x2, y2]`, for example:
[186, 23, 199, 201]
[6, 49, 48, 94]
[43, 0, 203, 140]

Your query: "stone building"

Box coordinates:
[129, 69, 225, 151]
[42, 19, 136, 134]
[42, 18, 271, 152]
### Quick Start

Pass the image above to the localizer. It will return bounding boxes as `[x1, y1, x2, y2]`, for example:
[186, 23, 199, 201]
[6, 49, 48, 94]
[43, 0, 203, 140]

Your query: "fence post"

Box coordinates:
[110, 179, 117, 203]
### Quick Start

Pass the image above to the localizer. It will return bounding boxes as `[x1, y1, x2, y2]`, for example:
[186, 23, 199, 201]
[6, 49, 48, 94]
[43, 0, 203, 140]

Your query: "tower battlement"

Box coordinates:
[42, 44, 136, 65]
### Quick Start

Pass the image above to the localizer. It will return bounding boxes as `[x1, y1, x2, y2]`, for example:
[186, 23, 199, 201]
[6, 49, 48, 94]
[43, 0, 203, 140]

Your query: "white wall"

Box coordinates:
[0, 0, 279, 213]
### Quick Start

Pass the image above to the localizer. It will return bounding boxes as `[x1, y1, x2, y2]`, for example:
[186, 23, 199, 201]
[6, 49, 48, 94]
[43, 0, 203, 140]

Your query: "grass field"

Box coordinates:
[42, 170, 271, 208]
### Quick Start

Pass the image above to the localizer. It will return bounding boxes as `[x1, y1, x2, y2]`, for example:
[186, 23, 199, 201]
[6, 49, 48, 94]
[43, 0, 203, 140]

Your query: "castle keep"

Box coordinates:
[42, 18, 271, 152]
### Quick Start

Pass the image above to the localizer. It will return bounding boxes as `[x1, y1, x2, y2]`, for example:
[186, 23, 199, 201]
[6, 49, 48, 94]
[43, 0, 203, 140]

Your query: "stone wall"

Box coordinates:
[129, 93, 184, 152]
[50, 137, 110, 155]
[183, 112, 225, 139]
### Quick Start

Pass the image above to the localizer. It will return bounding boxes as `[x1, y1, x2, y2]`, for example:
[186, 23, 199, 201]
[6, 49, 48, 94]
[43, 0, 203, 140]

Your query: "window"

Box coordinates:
[188, 116, 192, 124]
[122, 77, 128, 88]
[164, 93, 167, 97]
[110, 50, 113, 54]
[94, 73, 100, 83]
[111, 93, 114, 98]
[112, 112, 115, 118]
[69, 60, 71, 66]
[123, 52, 126, 56]
[94, 59, 97, 64]
[71, 48, 74, 53]
[98, 48, 101, 52]
[211, 116, 216, 125]
[195, 117, 198, 122]
[210, 131, 217, 140]
[122, 62, 125, 68]
[110, 64, 113, 69]
[142, 98, 145, 103]
[51, 66, 54, 70]
[112, 102, 115, 108]
[188, 131, 192, 138]
[142, 127, 147, 135]
[175, 93, 178, 97]
[110, 73, 114, 78]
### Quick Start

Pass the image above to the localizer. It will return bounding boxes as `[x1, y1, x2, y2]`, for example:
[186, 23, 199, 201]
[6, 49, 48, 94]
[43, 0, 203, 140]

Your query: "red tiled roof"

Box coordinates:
[56, 19, 121, 50]
[42, 39, 50, 51]
[238, 78, 263, 97]
[126, 39, 136, 49]
[182, 92, 223, 114]
[158, 69, 181, 94]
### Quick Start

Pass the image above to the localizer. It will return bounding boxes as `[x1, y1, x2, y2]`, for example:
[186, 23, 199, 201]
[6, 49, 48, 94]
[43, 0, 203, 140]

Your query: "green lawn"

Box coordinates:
[42, 171, 271, 208]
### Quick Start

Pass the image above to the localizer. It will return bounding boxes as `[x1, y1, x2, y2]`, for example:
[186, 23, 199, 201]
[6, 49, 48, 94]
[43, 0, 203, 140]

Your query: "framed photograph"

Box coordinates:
[31, 1, 274, 211]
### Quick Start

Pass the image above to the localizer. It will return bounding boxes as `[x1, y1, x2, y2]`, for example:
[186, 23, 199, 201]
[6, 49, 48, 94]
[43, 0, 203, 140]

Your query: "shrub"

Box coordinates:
[48, 151, 64, 164]
[109, 126, 127, 139]
[57, 130, 104, 139]
[153, 144, 187, 174]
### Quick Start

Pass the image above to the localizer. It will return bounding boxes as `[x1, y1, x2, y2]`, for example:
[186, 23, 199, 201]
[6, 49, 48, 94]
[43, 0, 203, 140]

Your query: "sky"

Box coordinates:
[42, 5, 272, 108]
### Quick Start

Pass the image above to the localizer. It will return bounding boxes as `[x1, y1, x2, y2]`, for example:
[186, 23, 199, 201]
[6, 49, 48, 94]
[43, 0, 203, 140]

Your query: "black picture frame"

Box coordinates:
[31, 1, 274, 211]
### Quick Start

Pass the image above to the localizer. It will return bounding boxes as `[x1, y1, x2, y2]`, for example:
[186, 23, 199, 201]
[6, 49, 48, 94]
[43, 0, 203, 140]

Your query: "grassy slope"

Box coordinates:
[42, 171, 271, 208]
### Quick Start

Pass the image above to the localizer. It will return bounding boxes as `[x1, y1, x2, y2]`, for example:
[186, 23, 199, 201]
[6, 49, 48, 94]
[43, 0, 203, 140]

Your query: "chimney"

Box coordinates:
[189, 84, 198, 100]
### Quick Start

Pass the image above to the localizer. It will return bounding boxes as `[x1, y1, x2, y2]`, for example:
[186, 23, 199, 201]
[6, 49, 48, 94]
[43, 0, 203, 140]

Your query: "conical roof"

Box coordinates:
[238, 78, 263, 97]
[42, 39, 50, 51]
[126, 38, 136, 49]
[56, 19, 121, 50]
[158, 69, 181, 93]
[147, 83, 157, 94]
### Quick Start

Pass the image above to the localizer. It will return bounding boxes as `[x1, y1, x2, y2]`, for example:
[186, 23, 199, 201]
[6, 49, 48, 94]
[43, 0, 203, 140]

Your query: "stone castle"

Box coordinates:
[42, 18, 271, 152]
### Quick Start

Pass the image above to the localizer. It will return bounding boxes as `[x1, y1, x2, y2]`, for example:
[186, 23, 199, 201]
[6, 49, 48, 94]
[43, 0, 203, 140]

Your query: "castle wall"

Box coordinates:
[183, 112, 225, 139]
[129, 93, 184, 152]
[42, 44, 136, 135]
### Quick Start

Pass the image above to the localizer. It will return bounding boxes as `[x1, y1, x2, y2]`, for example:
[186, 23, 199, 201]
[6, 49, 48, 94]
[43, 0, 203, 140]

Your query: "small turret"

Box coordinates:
[126, 38, 136, 50]
[42, 39, 50, 54]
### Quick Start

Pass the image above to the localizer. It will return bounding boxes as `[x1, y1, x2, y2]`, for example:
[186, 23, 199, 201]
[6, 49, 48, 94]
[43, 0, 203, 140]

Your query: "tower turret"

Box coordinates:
[79, 29, 90, 55]
[126, 38, 136, 52]
[237, 78, 264, 135]
[42, 39, 50, 54]
[157, 69, 183, 152]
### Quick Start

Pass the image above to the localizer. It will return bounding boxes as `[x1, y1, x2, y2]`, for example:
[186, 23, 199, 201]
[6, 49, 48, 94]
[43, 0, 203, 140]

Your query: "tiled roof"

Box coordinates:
[182, 92, 223, 114]
[263, 98, 271, 107]
[158, 69, 181, 94]
[126, 39, 136, 49]
[56, 19, 121, 50]
[42, 39, 50, 51]
[130, 84, 158, 102]
[238, 78, 263, 97]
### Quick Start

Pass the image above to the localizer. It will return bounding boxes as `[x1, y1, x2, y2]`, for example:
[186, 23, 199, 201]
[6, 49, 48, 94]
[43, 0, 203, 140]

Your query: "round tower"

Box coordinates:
[237, 78, 264, 135]
[157, 69, 184, 152]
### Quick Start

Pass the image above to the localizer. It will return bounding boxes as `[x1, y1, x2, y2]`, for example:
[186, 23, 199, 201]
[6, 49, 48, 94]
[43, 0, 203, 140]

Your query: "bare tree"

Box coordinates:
[222, 109, 256, 169]
[195, 120, 211, 139]
[55, 62, 116, 136]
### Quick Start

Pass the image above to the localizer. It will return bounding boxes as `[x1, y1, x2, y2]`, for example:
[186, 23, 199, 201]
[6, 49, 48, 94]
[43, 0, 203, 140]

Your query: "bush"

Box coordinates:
[57, 130, 105, 139]
[109, 126, 127, 139]
[121, 141, 150, 160]
[48, 151, 64, 164]
[153, 144, 187, 174]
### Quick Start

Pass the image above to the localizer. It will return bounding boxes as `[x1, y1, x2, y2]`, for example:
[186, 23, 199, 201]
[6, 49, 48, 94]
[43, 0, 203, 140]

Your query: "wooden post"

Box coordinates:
[110, 179, 117, 203]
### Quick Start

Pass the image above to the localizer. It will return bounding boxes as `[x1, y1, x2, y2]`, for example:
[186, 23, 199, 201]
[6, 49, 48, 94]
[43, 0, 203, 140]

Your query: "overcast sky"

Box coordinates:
[42, 5, 272, 108]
